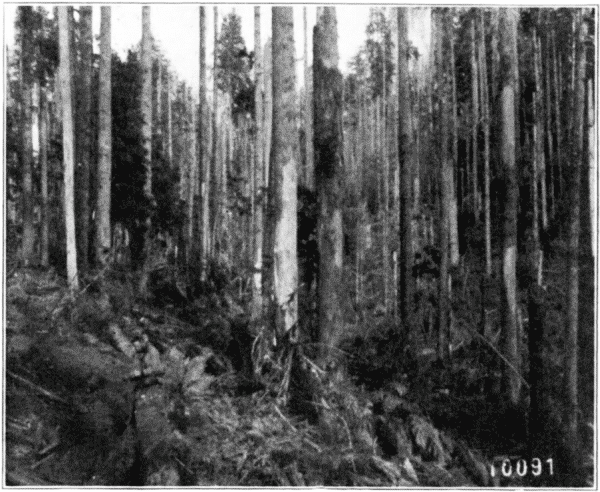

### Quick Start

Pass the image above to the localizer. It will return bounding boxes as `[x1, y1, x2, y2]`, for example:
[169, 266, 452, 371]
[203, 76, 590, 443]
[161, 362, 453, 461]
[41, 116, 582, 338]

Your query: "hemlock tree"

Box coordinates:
[96, 6, 112, 265]
[314, 7, 344, 363]
[498, 7, 520, 406]
[58, 6, 78, 290]
[270, 6, 298, 337]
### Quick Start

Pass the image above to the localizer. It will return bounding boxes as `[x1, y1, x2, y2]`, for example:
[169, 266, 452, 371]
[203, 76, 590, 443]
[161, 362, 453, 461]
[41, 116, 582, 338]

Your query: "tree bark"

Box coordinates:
[303, 7, 314, 192]
[499, 8, 520, 407]
[39, 84, 49, 267]
[271, 7, 299, 338]
[449, 11, 460, 267]
[251, 6, 264, 321]
[470, 16, 480, 217]
[76, 6, 92, 272]
[58, 6, 79, 290]
[314, 7, 344, 363]
[19, 7, 36, 266]
[138, 5, 153, 295]
[480, 11, 492, 277]
[96, 6, 112, 266]
[532, 28, 544, 286]
[199, 6, 209, 280]
[397, 8, 414, 337]
[436, 9, 451, 362]
[563, 9, 587, 463]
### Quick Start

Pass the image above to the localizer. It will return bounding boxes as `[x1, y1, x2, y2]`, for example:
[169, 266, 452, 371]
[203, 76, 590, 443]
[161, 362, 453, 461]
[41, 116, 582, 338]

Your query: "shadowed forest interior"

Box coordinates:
[4, 5, 597, 487]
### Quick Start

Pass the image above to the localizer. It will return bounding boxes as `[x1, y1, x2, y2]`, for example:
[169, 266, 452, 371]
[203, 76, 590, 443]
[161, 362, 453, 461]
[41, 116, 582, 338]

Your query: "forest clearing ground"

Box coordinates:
[4, 265, 498, 487]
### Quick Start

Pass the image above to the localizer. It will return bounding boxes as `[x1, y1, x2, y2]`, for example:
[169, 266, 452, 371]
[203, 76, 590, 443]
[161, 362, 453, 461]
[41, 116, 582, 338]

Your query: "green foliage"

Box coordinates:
[216, 11, 255, 121]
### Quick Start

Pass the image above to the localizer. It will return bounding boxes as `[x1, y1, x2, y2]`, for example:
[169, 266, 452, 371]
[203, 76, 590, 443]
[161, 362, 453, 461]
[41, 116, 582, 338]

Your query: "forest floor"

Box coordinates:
[4, 261, 593, 487]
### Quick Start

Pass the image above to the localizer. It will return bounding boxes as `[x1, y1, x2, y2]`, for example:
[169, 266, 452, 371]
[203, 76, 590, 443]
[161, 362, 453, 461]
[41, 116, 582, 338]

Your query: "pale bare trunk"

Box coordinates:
[39, 85, 49, 267]
[271, 6, 299, 337]
[96, 6, 112, 265]
[499, 8, 520, 406]
[589, 79, 596, 259]
[449, 14, 460, 267]
[199, 6, 209, 280]
[58, 6, 79, 290]
[139, 5, 153, 295]
[470, 18, 479, 217]
[251, 6, 264, 320]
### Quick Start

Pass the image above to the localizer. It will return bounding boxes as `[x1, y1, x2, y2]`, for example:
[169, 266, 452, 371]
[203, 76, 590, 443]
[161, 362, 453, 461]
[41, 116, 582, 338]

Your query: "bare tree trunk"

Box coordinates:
[199, 6, 209, 280]
[436, 9, 451, 362]
[397, 8, 414, 336]
[76, 6, 92, 272]
[271, 6, 299, 337]
[96, 6, 112, 266]
[589, 79, 596, 260]
[139, 5, 153, 295]
[166, 71, 173, 166]
[210, 6, 219, 260]
[303, 7, 314, 192]
[480, 11, 492, 277]
[39, 84, 49, 267]
[449, 12, 460, 267]
[532, 27, 543, 286]
[563, 9, 587, 463]
[470, 17, 480, 218]
[19, 7, 35, 266]
[251, 6, 264, 320]
[499, 8, 520, 406]
[552, 29, 563, 200]
[314, 6, 344, 363]
[58, 6, 79, 290]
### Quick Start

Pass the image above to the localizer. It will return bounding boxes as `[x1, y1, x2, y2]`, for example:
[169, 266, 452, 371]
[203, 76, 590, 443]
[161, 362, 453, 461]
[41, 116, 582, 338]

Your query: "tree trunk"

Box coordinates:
[96, 6, 112, 266]
[210, 6, 219, 260]
[499, 8, 520, 407]
[76, 6, 92, 272]
[199, 6, 209, 280]
[449, 12, 460, 267]
[251, 6, 264, 321]
[436, 9, 451, 362]
[166, 71, 173, 166]
[552, 29, 563, 201]
[470, 16, 480, 218]
[563, 9, 587, 464]
[39, 84, 49, 267]
[532, 28, 544, 286]
[480, 11, 492, 278]
[19, 7, 36, 266]
[58, 6, 79, 290]
[139, 5, 153, 295]
[271, 6, 299, 338]
[303, 7, 314, 192]
[397, 8, 414, 337]
[314, 7, 344, 363]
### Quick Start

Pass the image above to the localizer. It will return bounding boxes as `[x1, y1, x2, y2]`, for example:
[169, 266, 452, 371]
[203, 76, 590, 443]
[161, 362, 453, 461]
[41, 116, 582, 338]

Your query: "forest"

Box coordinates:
[4, 5, 596, 487]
